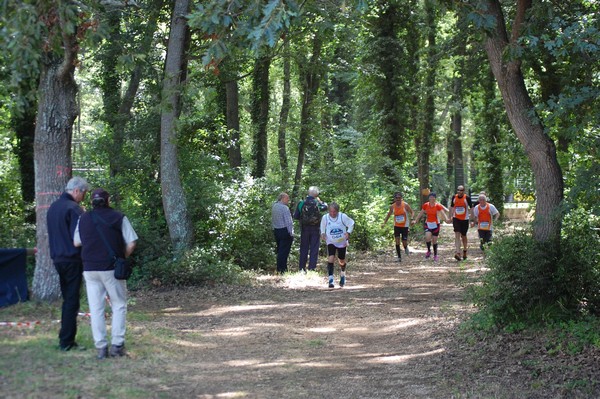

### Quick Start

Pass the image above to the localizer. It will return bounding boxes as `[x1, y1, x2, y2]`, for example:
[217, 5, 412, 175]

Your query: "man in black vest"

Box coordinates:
[74, 189, 138, 359]
[47, 176, 89, 351]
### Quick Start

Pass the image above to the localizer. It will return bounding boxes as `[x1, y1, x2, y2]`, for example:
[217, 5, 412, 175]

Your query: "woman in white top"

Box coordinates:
[320, 202, 355, 288]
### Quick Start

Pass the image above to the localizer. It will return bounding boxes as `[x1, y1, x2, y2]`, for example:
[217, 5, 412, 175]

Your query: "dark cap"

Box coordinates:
[91, 188, 109, 204]
[428, 192, 437, 198]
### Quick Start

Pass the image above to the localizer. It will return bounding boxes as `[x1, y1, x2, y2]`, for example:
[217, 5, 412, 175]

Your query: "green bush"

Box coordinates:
[142, 246, 249, 286]
[470, 208, 600, 328]
[203, 176, 277, 272]
[555, 208, 600, 315]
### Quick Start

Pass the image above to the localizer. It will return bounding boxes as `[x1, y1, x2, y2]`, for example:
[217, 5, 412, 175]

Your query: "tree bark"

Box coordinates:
[277, 39, 291, 174]
[482, 68, 504, 215]
[13, 105, 37, 208]
[251, 56, 271, 178]
[160, 0, 194, 253]
[482, 0, 563, 243]
[416, 0, 437, 205]
[226, 78, 242, 168]
[292, 33, 323, 203]
[33, 54, 78, 302]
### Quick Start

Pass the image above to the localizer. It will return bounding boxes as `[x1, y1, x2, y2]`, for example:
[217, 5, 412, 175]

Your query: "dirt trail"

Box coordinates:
[132, 233, 480, 398]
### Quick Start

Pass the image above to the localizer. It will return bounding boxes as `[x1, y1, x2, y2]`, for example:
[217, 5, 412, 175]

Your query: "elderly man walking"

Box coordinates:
[271, 192, 294, 274]
[293, 186, 327, 272]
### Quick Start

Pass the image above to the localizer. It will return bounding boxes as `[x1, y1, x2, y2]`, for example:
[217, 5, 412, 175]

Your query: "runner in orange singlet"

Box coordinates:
[450, 185, 473, 261]
[382, 192, 415, 262]
[471, 194, 500, 251]
[411, 192, 450, 262]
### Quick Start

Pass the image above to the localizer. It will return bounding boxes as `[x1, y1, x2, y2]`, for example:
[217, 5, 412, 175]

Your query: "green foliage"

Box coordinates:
[555, 208, 600, 314]
[545, 318, 600, 356]
[201, 175, 277, 271]
[143, 246, 249, 287]
[188, 0, 301, 64]
[0, 119, 34, 248]
[470, 208, 600, 327]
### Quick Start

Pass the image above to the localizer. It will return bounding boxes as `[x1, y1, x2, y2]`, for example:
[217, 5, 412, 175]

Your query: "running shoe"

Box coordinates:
[454, 253, 462, 261]
[405, 247, 410, 255]
[434, 255, 439, 261]
[339, 276, 346, 287]
[425, 250, 431, 259]
[328, 277, 334, 288]
[397, 257, 402, 262]
[463, 251, 468, 260]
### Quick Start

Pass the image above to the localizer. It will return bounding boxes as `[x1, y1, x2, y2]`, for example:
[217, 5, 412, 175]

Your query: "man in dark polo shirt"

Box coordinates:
[74, 188, 138, 359]
[47, 176, 89, 351]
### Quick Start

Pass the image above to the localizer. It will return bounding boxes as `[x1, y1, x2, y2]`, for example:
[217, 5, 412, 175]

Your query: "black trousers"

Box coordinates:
[273, 228, 293, 273]
[54, 262, 83, 348]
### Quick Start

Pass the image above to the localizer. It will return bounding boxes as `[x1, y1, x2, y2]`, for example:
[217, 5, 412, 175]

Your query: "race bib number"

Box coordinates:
[329, 227, 345, 243]
[395, 215, 406, 224]
[455, 207, 466, 215]
[426, 221, 438, 230]
[479, 221, 490, 230]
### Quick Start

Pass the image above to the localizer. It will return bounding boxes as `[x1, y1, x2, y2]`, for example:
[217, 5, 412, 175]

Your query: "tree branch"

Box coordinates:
[510, 0, 532, 44]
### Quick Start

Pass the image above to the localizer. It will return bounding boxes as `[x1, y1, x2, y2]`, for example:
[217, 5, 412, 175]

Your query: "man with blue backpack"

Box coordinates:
[293, 186, 328, 272]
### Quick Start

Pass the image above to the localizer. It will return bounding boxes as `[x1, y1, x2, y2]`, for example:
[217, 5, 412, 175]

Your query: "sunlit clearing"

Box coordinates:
[225, 359, 261, 367]
[183, 303, 302, 317]
[307, 327, 337, 333]
[298, 361, 345, 368]
[206, 327, 251, 337]
[282, 271, 326, 289]
[381, 319, 423, 332]
[175, 339, 217, 349]
[197, 392, 248, 398]
[369, 348, 444, 364]
[161, 307, 182, 313]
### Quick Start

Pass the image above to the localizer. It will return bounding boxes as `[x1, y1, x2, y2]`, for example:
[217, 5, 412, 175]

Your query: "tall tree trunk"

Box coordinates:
[160, 0, 194, 253]
[13, 104, 36, 221]
[33, 53, 78, 301]
[277, 39, 291, 175]
[416, 0, 437, 205]
[451, 29, 466, 189]
[99, 8, 122, 178]
[99, 5, 158, 184]
[291, 33, 323, 203]
[371, 0, 412, 183]
[481, 68, 504, 215]
[226, 78, 242, 168]
[251, 56, 271, 178]
[482, 0, 563, 243]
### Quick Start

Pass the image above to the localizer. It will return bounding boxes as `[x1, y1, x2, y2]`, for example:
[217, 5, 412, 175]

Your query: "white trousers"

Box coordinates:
[83, 270, 127, 349]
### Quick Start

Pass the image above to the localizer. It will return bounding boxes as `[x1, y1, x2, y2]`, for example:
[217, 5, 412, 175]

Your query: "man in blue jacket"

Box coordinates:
[47, 176, 89, 351]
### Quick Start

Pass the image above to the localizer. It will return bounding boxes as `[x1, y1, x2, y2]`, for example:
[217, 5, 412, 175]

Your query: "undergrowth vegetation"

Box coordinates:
[468, 207, 600, 330]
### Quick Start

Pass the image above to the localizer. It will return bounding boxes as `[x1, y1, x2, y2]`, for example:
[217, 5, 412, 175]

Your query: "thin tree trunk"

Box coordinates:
[292, 33, 323, 203]
[481, 68, 504, 214]
[416, 0, 437, 205]
[160, 0, 194, 253]
[226, 79, 242, 168]
[452, 29, 466, 189]
[277, 39, 291, 174]
[13, 104, 36, 212]
[482, 0, 563, 243]
[33, 53, 78, 301]
[251, 56, 271, 178]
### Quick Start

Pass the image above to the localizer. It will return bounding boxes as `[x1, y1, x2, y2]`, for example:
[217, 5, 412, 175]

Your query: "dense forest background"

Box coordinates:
[1, 0, 598, 323]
